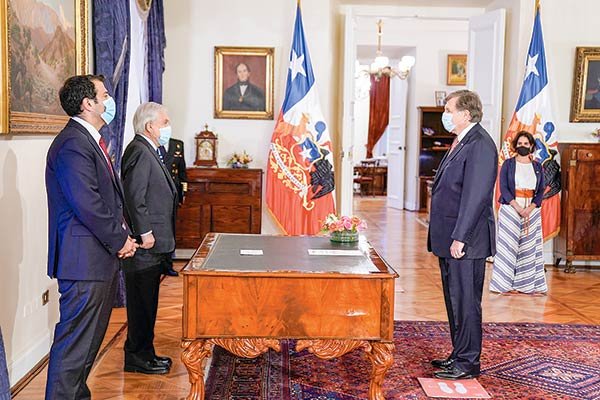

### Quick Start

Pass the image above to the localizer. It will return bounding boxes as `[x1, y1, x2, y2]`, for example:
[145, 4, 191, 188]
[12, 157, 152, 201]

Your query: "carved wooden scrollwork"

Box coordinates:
[210, 338, 281, 358]
[364, 342, 395, 400]
[181, 339, 213, 400]
[296, 339, 370, 360]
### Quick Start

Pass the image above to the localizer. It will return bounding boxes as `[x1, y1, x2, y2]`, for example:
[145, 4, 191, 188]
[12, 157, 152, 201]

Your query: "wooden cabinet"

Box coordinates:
[176, 168, 262, 248]
[417, 106, 453, 209]
[353, 164, 388, 195]
[554, 143, 600, 272]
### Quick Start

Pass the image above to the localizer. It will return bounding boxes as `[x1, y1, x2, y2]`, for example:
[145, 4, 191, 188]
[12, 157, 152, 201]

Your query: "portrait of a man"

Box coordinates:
[223, 63, 266, 112]
[214, 46, 274, 120]
[584, 60, 600, 110]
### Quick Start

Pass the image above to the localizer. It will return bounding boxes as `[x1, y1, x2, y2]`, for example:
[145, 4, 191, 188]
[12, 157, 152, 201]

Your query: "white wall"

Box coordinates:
[0, 138, 58, 385]
[163, 0, 338, 233]
[352, 8, 479, 210]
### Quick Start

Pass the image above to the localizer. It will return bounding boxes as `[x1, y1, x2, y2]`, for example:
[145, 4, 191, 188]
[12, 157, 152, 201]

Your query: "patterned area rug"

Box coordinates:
[205, 321, 600, 400]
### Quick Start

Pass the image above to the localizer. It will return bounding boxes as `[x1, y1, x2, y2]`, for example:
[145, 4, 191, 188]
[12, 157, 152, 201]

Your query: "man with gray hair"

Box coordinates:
[427, 90, 498, 380]
[121, 102, 178, 375]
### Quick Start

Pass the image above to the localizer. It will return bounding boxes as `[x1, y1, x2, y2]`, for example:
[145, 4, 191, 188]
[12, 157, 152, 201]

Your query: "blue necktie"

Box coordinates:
[157, 146, 166, 164]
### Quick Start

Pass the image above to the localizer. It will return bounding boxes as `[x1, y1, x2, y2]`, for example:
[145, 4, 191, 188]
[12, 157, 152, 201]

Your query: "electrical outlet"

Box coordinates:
[42, 290, 49, 306]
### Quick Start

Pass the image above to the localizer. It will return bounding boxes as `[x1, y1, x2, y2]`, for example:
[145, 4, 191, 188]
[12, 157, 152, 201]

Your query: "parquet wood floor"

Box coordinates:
[13, 197, 600, 399]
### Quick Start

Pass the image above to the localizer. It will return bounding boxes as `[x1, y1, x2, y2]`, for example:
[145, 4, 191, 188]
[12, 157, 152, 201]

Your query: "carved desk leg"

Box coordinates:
[365, 342, 395, 400]
[182, 338, 281, 400]
[181, 339, 213, 400]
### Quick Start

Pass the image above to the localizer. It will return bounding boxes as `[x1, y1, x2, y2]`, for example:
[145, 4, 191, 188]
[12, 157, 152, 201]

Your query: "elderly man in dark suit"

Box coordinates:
[45, 75, 138, 399]
[121, 102, 178, 375]
[223, 62, 266, 111]
[427, 90, 498, 380]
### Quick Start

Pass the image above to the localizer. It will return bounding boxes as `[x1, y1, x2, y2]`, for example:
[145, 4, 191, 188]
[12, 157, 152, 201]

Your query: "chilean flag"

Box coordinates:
[498, 5, 561, 241]
[266, 4, 336, 235]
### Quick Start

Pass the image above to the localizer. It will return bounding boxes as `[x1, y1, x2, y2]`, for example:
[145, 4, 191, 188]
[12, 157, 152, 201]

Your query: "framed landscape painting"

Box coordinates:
[0, 0, 88, 134]
[214, 46, 274, 120]
[570, 47, 600, 122]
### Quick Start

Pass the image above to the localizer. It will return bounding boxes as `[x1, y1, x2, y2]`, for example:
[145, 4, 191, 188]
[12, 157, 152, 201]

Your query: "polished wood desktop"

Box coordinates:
[180, 233, 398, 400]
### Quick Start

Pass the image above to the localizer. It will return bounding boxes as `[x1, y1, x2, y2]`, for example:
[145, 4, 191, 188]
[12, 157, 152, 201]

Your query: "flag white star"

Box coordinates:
[289, 51, 306, 81]
[299, 147, 313, 160]
[525, 53, 539, 78]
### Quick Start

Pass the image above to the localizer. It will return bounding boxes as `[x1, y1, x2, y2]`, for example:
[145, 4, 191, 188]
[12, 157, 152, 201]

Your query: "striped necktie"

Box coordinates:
[98, 137, 115, 176]
[157, 146, 166, 164]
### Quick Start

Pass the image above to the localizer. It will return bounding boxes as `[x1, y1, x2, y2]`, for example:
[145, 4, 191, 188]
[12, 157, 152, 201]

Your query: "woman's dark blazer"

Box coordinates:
[498, 157, 544, 208]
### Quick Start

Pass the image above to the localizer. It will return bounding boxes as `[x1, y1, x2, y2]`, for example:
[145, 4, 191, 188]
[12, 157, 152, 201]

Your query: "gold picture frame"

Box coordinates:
[1, 0, 88, 135]
[214, 46, 274, 120]
[570, 47, 600, 122]
[447, 54, 467, 86]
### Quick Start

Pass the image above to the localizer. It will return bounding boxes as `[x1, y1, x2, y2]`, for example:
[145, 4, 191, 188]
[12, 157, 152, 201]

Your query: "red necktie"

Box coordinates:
[450, 137, 459, 152]
[98, 137, 115, 176]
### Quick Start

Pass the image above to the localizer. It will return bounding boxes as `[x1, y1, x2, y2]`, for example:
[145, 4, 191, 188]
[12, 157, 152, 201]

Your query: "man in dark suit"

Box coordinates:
[223, 62, 266, 111]
[427, 90, 498, 380]
[45, 75, 138, 399]
[159, 138, 188, 276]
[121, 102, 178, 375]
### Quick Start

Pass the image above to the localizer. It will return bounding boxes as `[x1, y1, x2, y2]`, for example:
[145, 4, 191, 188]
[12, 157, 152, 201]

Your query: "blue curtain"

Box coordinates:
[0, 328, 10, 400]
[147, 0, 166, 103]
[93, 0, 131, 307]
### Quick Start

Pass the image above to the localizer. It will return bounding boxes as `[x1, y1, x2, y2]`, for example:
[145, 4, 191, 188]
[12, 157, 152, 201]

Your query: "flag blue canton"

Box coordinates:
[515, 10, 548, 111]
[282, 5, 315, 114]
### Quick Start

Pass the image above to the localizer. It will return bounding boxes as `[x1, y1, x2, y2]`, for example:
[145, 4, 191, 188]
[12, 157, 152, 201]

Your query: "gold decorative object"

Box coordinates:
[570, 47, 600, 122]
[194, 124, 218, 167]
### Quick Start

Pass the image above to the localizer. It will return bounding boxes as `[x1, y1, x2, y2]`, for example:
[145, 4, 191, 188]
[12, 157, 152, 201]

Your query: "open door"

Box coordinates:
[467, 9, 506, 148]
[386, 76, 408, 209]
[339, 8, 357, 216]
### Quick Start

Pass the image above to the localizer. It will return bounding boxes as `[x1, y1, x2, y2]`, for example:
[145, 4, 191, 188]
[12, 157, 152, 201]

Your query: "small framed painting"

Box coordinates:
[447, 54, 467, 86]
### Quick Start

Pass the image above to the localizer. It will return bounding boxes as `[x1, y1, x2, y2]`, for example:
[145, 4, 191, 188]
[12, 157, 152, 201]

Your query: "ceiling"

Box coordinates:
[340, 0, 493, 7]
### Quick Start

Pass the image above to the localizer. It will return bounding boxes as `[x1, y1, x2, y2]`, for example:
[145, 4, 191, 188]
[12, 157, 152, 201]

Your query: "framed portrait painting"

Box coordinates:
[0, 0, 88, 135]
[447, 54, 467, 86]
[570, 47, 600, 122]
[214, 46, 274, 120]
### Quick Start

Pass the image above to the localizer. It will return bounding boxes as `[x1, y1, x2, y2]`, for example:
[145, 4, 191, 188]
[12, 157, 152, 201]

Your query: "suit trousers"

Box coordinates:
[438, 257, 486, 375]
[123, 251, 167, 362]
[45, 273, 118, 400]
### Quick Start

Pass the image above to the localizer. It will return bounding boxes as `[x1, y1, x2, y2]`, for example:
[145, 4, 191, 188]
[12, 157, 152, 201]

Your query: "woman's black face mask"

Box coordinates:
[516, 146, 532, 156]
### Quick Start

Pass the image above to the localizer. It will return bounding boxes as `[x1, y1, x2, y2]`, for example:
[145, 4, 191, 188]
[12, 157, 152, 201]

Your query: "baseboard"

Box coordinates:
[10, 354, 48, 397]
[404, 200, 418, 211]
[8, 332, 51, 394]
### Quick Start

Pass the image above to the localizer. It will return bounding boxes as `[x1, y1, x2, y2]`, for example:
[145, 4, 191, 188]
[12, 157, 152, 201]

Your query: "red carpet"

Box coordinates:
[205, 321, 600, 399]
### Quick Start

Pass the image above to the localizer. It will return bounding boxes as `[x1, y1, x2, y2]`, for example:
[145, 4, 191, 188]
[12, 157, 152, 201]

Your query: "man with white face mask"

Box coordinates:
[121, 102, 178, 375]
[45, 75, 138, 399]
[427, 90, 497, 380]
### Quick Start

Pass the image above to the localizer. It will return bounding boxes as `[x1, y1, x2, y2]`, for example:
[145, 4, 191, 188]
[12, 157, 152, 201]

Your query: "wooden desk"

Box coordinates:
[181, 233, 398, 400]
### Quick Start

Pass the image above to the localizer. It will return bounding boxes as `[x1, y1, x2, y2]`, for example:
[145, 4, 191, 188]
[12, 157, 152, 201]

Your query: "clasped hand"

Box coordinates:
[118, 236, 139, 259]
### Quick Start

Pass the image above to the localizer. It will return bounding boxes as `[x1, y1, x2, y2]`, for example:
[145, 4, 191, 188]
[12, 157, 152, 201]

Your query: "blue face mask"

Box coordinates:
[158, 125, 172, 146]
[101, 96, 116, 125]
[441, 112, 456, 133]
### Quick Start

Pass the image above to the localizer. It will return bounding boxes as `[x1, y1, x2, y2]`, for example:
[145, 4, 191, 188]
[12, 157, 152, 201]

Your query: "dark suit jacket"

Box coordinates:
[427, 123, 498, 259]
[498, 157, 544, 207]
[46, 119, 129, 281]
[164, 138, 188, 203]
[121, 135, 178, 254]
[223, 81, 266, 111]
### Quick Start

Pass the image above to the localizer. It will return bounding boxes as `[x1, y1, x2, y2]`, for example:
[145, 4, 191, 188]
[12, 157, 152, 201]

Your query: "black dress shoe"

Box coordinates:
[164, 268, 179, 277]
[154, 355, 172, 368]
[124, 358, 170, 375]
[434, 366, 479, 380]
[431, 358, 455, 370]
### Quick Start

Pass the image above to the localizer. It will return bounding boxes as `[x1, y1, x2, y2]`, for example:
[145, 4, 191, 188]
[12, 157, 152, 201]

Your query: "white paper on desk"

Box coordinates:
[240, 249, 264, 256]
[308, 249, 363, 256]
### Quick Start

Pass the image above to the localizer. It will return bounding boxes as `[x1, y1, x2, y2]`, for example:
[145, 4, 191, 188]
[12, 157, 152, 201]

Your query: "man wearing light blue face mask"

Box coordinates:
[120, 102, 179, 375]
[427, 90, 498, 381]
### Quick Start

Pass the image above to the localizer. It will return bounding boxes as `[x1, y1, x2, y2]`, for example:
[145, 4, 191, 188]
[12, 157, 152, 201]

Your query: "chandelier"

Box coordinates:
[367, 20, 415, 80]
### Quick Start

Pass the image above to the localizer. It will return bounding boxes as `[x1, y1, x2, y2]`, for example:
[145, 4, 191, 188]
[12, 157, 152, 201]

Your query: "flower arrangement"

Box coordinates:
[592, 128, 600, 141]
[227, 151, 253, 168]
[321, 214, 367, 243]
